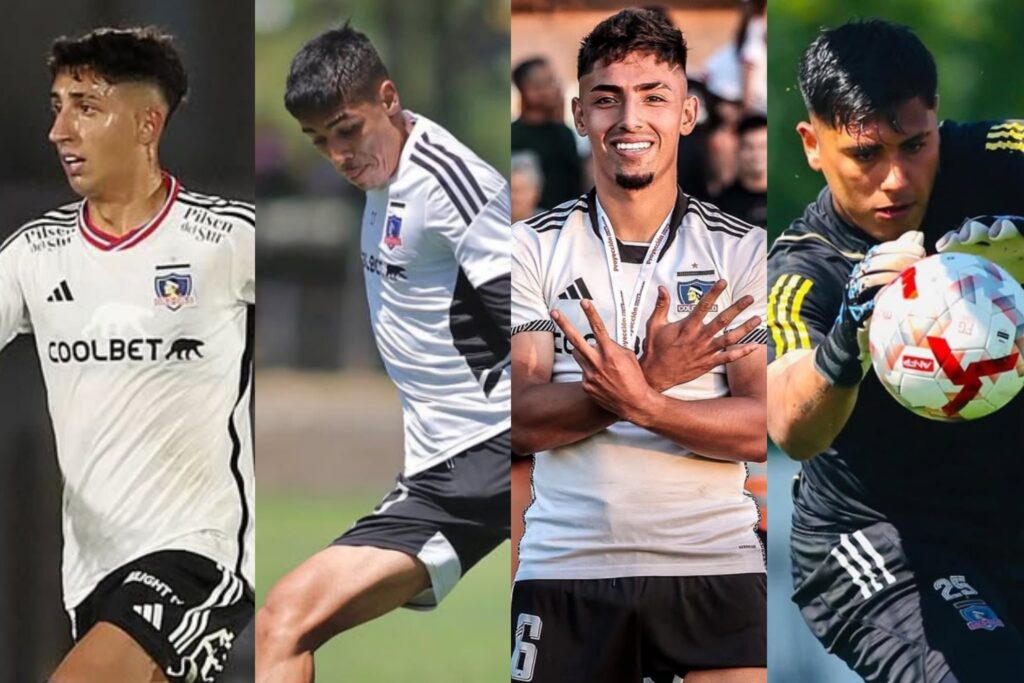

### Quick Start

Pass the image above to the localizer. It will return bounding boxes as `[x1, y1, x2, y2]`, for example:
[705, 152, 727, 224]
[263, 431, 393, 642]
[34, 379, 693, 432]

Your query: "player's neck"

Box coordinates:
[595, 173, 677, 242]
[87, 167, 168, 238]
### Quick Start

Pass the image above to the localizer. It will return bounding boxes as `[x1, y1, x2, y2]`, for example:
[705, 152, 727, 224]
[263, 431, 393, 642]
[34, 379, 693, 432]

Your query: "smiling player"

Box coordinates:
[0, 27, 254, 683]
[511, 9, 768, 682]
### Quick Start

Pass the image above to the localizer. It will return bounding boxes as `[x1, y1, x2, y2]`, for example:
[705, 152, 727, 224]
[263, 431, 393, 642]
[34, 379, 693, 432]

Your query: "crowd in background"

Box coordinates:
[511, 0, 767, 227]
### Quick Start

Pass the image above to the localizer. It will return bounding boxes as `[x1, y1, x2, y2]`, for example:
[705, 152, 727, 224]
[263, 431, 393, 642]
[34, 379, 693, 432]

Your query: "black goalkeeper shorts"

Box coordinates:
[792, 520, 1024, 682]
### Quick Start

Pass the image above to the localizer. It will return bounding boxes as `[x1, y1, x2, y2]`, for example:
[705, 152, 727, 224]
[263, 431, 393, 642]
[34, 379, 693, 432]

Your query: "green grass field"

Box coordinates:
[257, 493, 510, 681]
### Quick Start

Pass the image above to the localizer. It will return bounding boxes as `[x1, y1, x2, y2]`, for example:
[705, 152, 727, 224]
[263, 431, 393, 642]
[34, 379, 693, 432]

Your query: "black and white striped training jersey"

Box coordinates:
[360, 112, 511, 476]
[512, 190, 767, 581]
[0, 175, 254, 609]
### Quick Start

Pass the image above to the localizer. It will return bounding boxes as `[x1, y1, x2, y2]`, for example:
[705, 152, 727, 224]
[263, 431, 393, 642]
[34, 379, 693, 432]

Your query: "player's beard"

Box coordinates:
[615, 172, 655, 190]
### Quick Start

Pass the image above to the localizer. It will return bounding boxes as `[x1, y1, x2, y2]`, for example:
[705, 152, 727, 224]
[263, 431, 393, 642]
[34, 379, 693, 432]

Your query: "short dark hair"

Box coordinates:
[512, 57, 547, 92]
[49, 27, 188, 119]
[577, 8, 687, 80]
[285, 22, 390, 120]
[738, 113, 767, 136]
[798, 19, 937, 132]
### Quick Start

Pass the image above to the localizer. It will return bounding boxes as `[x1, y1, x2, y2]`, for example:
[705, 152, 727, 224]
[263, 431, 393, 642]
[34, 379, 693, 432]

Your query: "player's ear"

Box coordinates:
[571, 96, 586, 136]
[796, 120, 822, 172]
[679, 94, 698, 136]
[138, 107, 165, 146]
[379, 80, 400, 116]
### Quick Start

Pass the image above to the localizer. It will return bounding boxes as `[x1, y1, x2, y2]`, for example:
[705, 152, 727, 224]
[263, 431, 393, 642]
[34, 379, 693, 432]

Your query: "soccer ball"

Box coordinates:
[868, 253, 1024, 421]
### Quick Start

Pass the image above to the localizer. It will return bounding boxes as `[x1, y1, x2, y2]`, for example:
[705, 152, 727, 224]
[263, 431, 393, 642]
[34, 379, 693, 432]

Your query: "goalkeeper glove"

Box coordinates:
[815, 231, 925, 386]
[936, 215, 1024, 282]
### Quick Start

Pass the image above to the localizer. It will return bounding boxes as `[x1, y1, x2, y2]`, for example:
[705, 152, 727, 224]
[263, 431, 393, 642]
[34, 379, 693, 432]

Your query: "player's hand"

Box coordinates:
[937, 215, 1024, 282]
[815, 231, 925, 386]
[551, 301, 659, 424]
[639, 282, 761, 392]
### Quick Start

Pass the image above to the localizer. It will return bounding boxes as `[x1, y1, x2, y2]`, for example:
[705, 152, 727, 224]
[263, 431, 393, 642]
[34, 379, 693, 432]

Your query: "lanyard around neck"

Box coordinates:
[594, 196, 674, 348]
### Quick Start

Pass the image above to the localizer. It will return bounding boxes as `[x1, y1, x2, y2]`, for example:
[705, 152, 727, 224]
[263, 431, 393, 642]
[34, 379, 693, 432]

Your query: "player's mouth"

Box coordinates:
[343, 165, 368, 183]
[875, 202, 914, 220]
[60, 154, 86, 176]
[609, 138, 654, 158]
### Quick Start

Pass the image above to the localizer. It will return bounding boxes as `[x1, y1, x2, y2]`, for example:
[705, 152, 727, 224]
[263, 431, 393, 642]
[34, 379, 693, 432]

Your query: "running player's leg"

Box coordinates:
[255, 544, 429, 683]
[50, 622, 167, 683]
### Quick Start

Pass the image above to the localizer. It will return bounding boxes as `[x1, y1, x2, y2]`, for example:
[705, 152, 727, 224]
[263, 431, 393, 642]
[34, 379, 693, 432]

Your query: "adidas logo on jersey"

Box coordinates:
[557, 277, 592, 301]
[46, 280, 74, 302]
[133, 603, 165, 630]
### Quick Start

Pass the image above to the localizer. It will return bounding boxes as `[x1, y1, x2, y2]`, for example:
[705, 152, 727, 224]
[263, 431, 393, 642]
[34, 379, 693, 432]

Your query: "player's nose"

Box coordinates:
[48, 109, 73, 144]
[879, 159, 911, 193]
[619, 97, 645, 132]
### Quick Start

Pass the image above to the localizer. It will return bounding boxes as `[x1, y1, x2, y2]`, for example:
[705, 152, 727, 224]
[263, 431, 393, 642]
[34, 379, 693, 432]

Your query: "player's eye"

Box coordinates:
[311, 136, 327, 148]
[593, 96, 617, 105]
[336, 124, 362, 139]
[645, 94, 667, 103]
[851, 148, 877, 162]
[904, 140, 926, 153]
[78, 103, 96, 115]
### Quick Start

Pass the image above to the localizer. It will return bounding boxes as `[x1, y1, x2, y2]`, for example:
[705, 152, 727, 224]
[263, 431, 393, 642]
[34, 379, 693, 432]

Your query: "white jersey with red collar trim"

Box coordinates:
[361, 112, 511, 476]
[0, 175, 254, 609]
[512, 192, 767, 581]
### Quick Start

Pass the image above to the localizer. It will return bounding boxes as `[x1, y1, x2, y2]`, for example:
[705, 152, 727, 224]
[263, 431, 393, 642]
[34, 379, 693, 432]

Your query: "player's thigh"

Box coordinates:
[264, 544, 429, 647]
[51, 621, 166, 683]
[685, 668, 766, 683]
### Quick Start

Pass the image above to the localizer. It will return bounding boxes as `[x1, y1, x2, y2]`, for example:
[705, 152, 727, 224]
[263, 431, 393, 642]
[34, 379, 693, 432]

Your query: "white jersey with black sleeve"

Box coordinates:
[0, 175, 255, 610]
[360, 112, 511, 476]
[512, 190, 767, 581]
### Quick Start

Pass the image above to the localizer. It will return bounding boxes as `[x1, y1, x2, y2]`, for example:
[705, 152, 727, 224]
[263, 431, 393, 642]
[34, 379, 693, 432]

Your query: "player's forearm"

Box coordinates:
[630, 392, 767, 462]
[511, 382, 618, 455]
[766, 349, 858, 460]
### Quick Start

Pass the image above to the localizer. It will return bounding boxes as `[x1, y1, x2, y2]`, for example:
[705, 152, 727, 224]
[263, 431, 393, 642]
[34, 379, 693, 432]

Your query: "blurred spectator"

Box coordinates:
[716, 114, 767, 226]
[704, 108, 740, 200]
[511, 151, 544, 222]
[702, 0, 767, 114]
[255, 120, 299, 197]
[740, 0, 768, 114]
[512, 57, 583, 208]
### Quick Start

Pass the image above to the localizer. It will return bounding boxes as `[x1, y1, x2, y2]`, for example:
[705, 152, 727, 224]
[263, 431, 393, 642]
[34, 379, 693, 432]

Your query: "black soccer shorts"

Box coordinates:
[333, 429, 510, 608]
[70, 550, 253, 683]
[792, 520, 1024, 682]
[511, 574, 767, 682]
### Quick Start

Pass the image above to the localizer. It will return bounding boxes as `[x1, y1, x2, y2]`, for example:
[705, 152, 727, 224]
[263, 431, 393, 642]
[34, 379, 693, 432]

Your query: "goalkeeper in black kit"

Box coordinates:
[767, 19, 1024, 682]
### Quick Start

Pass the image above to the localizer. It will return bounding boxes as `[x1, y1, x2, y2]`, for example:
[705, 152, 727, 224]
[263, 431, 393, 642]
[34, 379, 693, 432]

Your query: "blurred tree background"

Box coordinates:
[256, 0, 510, 187]
[769, 0, 1024, 242]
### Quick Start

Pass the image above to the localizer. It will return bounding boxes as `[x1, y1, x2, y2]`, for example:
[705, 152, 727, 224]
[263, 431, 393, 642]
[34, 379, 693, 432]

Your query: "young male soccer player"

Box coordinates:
[254, 24, 511, 682]
[768, 20, 1024, 682]
[511, 10, 768, 682]
[0, 27, 254, 683]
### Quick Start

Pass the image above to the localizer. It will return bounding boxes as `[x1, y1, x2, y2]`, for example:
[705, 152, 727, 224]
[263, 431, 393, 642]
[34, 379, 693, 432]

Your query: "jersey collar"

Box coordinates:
[585, 186, 688, 263]
[79, 174, 180, 252]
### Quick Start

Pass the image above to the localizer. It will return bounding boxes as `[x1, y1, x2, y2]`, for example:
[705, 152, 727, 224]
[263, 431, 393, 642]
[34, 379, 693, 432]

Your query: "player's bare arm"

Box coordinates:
[554, 297, 766, 462]
[766, 350, 858, 460]
[769, 231, 924, 459]
[511, 330, 618, 455]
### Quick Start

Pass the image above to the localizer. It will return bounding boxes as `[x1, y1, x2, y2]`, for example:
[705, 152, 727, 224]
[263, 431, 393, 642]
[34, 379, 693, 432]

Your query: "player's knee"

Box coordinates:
[257, 586, 314, 654]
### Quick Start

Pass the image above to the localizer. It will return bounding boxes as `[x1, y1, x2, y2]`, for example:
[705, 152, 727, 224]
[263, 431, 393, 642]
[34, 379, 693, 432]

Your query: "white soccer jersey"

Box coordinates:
[512, 190, 767, 581]
[0, 175, 255, 609]
[360, 112, 511, 476]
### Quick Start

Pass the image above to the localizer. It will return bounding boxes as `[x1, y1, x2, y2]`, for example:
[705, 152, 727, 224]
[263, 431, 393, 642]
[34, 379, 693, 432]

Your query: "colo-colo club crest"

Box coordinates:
[383, 200, 406, 250]
[676, 275, 718, 314]
[154, 264, 196, 311]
